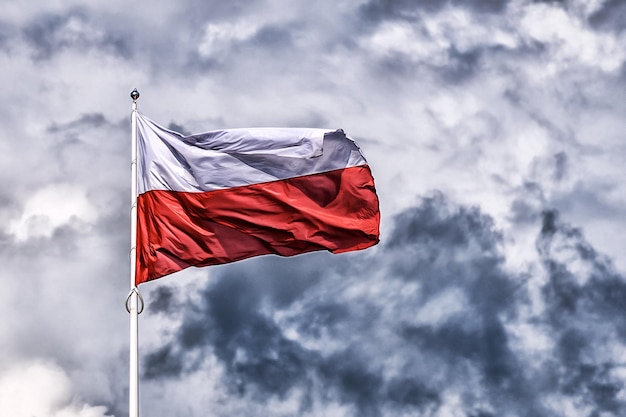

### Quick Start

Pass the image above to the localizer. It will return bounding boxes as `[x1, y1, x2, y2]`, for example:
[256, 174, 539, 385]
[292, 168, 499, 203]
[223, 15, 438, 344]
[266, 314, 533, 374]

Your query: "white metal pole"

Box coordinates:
[129, 88, 140, 417]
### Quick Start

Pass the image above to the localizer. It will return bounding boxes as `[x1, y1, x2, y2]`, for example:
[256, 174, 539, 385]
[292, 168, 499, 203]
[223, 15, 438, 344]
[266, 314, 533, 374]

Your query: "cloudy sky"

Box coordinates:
[1, 0, 626, 416]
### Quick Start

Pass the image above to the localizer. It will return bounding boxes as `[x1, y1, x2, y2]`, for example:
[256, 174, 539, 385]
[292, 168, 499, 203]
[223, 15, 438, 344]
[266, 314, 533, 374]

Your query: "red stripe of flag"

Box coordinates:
[136, 165, 380, 284]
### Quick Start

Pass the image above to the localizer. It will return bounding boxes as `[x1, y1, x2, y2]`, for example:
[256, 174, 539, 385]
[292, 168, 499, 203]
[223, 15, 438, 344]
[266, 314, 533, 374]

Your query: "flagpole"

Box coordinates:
[128, 88, 141, 417]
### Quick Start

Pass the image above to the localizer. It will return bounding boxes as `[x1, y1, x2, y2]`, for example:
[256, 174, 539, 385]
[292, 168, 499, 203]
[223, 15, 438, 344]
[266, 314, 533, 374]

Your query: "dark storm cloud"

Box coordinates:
[455, 0, 510, 13]
[589, 0, 626, 31]
[373, 45, 489, 84]
[537, 210, 626, 414]
[47, 113, 107, 133]
[142, 193, 626, 416]
[538, 211, 626, 329]
[531, 0, 565, 5]
[173, 0, 261, 26]
[361, 12, 537, 85]
[23, 8, 131, 60]
[250, 25, 293, 48]
[0, 21, 13, 51]
[509, 181, 545, 224]
[166, 122, 191, 136]
[508, 152, 569, 225]
[360, 0, 425, 22]
[142, 193, 543, 415]
[149, 285, 180, 315]
[360, 0, 509, 22]
[386, 192, 502, 257]
[440, 47, 484, 83]
[385, 194, 549, 414]
[143, 259, 325, 393]
[553, 151, 567, 181]
[143, 345, 184, 380]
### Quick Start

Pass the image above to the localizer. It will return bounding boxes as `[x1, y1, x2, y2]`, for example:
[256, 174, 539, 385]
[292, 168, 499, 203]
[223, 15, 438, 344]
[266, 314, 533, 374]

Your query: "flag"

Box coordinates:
[135, 113, 380, 284]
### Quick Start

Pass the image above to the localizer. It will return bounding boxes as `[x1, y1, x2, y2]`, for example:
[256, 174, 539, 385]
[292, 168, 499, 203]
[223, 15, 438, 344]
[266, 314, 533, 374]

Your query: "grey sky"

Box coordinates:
[1, 1, 625, 416]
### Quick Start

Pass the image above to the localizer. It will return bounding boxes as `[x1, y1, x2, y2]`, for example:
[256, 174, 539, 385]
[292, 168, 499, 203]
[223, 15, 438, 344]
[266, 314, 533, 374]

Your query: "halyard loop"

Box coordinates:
[125, 287, 144, 315]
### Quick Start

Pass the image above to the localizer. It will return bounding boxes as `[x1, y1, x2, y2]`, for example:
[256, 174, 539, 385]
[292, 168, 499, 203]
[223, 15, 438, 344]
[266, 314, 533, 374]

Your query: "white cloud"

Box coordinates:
[413, 287, 468, 325]
[198, 20, 260, 59]
[0, 361, 112, 417]
[520, 3, 625, 73]
[8, 183, 97, 241]
[362, 7, 519, 67]
[55, 15, 106, 46]
[366, 22, 448, 65]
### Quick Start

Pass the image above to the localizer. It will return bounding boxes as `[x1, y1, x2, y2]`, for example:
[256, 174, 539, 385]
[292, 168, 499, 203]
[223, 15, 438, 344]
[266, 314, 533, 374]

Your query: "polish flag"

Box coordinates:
[135, 113, 380, 284]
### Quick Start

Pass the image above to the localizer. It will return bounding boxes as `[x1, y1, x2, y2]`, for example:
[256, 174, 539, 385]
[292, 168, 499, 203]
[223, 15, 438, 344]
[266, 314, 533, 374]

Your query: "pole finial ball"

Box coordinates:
[130, 89, 140, 101]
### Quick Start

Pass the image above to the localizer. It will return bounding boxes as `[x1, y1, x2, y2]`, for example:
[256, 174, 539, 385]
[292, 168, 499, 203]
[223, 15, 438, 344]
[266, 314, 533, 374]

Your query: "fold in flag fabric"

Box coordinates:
[135, 113, 380, 285]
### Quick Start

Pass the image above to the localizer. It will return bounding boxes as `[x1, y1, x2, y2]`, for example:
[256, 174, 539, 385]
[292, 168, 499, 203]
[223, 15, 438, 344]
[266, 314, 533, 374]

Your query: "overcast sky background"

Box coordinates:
[1, 0, 626, 416]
